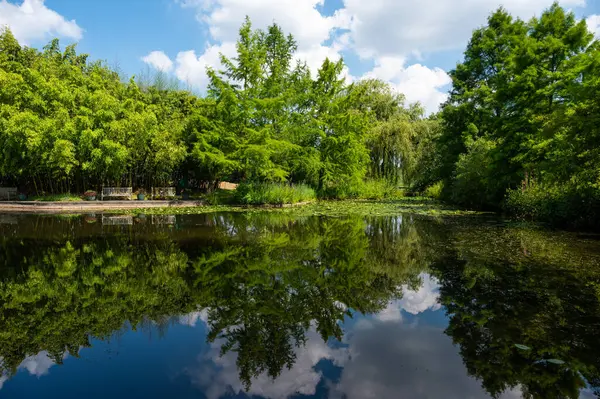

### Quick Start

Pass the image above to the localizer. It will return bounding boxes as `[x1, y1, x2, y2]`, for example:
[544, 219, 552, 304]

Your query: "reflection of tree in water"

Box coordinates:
[430, 225, 600, 399]
[0, 212, 427, 388]
[196, 216, 426, 388]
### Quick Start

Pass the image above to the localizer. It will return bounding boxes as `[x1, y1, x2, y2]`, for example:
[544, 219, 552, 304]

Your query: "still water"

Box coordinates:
[1, 212, 600, 398]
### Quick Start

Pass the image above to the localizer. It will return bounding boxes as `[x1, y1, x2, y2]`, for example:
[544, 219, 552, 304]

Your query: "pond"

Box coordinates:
[1, 211, 600, 398]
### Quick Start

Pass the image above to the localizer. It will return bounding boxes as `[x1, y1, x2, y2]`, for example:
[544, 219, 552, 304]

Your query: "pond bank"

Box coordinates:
[0, 200, 316, 214]
[0, 200, 204, 213]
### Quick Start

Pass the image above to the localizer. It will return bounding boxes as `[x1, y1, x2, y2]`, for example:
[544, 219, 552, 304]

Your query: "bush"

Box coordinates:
[359, 179, 404, 200]
[319, 182, 361, 200]
[204, 189, 236, 205]
[423, 181, 443, 199]
[234, 183, 316, 205]
[447, 137, 508, 210]
[319, 180, 404, 200]
[30, 193, 83, 202]
[505, 184, 600, 230]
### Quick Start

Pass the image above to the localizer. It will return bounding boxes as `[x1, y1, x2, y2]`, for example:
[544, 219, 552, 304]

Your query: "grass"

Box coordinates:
[234, 183, 316, 205]
[29, 193, 82, 202]
[358, 179, 405, 200]
[423, 181, 444, 200]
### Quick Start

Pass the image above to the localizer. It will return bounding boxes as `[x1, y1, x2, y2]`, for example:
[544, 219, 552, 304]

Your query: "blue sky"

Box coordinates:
[1, 0, 599, 113]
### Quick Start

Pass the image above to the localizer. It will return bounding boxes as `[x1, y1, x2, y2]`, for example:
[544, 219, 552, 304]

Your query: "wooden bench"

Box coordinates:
[151, 187, 176, 199]
[0, 187, 18, 201]
[101, 187, 132, 200]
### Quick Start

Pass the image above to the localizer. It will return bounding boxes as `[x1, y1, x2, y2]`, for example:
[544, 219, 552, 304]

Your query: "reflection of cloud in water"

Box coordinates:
[188, 313, 524, 399]
[376, 273, 441, 322]
[178, 309, 209, 327]
[399, 273, 442, 314]
[376, 301, 403, 322]
[180, 278, 527, 399]
[188, 328, 348, 399]
[19, 351, 58, 377]
[0, 351, 64, 390]
[329, 321, 518, 399]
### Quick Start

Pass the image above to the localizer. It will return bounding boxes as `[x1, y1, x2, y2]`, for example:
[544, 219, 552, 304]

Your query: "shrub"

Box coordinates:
[29, 193, 83, 202]
[234, 183, 316, 205]
[505, 184, 600, 230]
[447, 137, 508, 210]
[359, 179, 404, 200]
[319, 180, 404, 200]
[204, 189, 235, 205]
[319, 182, 362, 200]
[424, 181, 443, 199]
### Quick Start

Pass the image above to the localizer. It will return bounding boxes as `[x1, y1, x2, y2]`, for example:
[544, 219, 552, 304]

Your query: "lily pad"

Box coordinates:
[514, 344, 531, 351]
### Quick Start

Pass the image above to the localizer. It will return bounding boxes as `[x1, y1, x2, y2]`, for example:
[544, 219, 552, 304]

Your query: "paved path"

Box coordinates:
[0, 200, 203, 213]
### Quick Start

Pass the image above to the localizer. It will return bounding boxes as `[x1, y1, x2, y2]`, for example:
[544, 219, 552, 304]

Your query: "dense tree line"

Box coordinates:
[419, 3, 600, 228]
[0, 20, 433, 198]
[2, 3, 598, 226]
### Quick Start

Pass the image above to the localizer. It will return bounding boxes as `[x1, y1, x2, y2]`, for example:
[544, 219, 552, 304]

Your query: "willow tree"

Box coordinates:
[348, 79, 434, 187]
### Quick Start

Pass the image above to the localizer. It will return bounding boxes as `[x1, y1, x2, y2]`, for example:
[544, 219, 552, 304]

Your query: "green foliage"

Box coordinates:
[0, 22, 433, 202]
[234, 183, 316, 205]
[505, 184, 600, 229]
[424, 181, 444, 200]
[29, 193, 82, 202]
[429, 3, 600, 227]
[203, 189, 236, 205]
[0, 27, 191, 193]
[448, 136, 507, 209]
[359, 179, 404, 200]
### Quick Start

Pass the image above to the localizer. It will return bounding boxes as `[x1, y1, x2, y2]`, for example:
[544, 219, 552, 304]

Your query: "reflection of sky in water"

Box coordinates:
[184, 273, 522, 399]
[0, 273, 578, 399]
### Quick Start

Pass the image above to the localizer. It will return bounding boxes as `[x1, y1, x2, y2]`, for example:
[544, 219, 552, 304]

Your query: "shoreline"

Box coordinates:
[0, 200, 314, 214]
[0, 200, 204, 213]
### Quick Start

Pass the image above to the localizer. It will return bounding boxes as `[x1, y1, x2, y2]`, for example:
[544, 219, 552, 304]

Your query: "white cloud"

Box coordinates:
[182, 0, 341, 51]
[173, 42, 236, 88]
[168, 0, 592, 112]
[170, 0, 351, 88]
[338, 0, 586, 59]
[587, 15, 600, 37]
[364, 57, 451, 114]
[0, 375, 7, 390]
[141, 51, 174, 73]
[0, 0, 82, 45]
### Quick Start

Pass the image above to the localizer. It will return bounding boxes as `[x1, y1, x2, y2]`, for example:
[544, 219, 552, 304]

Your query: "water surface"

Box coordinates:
[1, 212, 599, 398]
